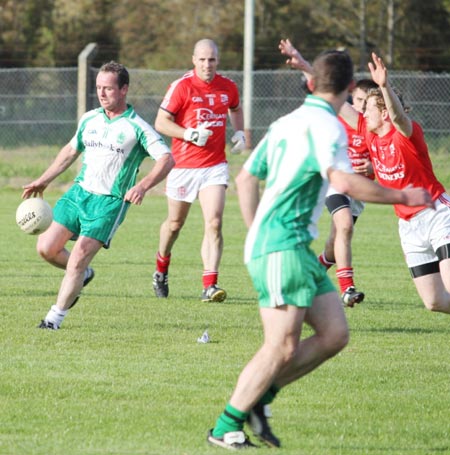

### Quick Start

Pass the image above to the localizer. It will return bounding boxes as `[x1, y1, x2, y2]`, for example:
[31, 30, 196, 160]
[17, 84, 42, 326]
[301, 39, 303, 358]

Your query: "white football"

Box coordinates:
[16, 198, 53, 235]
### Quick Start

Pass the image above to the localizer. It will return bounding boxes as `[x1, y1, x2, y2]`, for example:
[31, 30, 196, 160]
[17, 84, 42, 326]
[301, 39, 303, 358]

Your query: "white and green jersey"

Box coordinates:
[244, 95, 352, 263]
[71, 105, 170, 198]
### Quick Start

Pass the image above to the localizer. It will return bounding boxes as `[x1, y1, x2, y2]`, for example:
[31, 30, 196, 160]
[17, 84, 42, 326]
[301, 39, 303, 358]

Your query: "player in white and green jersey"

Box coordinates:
[243, 94, 351, 265]
[22, 61, 174, 330]
[72, 105, 169, 198]
[208, 49, 433, 450]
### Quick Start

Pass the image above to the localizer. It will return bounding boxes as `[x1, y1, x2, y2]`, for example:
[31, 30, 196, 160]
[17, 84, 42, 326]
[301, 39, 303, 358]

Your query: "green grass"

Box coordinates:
[1, 152, 450, 454]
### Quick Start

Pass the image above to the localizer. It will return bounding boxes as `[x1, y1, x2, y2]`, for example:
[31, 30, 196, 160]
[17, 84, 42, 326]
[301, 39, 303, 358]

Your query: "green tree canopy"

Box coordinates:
[1, 0, 449, 71]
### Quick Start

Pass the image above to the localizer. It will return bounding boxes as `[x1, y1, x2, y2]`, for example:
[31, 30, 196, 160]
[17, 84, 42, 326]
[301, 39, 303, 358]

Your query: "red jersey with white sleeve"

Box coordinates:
[339, 117, 375, 181]
[160, 70, 240, 169]
[358, 114, 444, 220]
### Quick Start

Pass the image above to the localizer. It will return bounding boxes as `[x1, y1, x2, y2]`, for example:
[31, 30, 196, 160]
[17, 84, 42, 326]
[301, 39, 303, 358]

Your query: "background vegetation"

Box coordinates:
[1, 0, 450, 71]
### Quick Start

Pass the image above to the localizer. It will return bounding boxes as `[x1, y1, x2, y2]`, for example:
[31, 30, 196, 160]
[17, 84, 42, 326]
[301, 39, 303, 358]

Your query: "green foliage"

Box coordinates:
[1, 0, 450, 70]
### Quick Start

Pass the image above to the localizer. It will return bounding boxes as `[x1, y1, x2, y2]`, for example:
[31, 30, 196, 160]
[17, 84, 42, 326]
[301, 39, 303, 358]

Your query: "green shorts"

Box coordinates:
[53, 184, 129, 248]
[246, 247, 335, 308]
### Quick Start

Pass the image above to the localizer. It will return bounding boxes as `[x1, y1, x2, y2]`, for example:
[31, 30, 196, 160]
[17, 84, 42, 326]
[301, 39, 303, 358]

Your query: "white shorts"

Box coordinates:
[399, 193, 450, 268]
[165, 162, 229, 203]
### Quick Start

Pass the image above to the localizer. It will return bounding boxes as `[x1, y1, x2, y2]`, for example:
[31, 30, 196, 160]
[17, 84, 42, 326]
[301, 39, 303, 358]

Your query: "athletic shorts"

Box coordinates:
[165, 162, 229, 203]
[246, 248, 335, 308]
[399, 193, 450, 268]
[325, 192, 365, 218]
[53, 184, 129, 248]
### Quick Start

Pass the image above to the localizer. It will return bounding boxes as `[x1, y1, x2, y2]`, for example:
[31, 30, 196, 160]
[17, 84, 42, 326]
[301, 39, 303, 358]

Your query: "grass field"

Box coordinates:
[1, 149, 450, 455]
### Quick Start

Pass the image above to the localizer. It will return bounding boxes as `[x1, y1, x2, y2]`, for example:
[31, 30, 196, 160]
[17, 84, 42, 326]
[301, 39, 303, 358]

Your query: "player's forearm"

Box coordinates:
[292, 50, 313, 81]
[137, 154, 174, 192]
[39, 143, 79, 185]
[229, 106, 244, 132]
[336, 171, 431, 207]
[155, 111, 185, 139]
[236, 169, 260, 228]
[381, 84, 412, 137]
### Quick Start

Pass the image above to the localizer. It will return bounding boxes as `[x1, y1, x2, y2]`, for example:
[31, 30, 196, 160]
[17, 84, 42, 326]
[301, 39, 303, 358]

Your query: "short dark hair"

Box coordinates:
[355, 78, 378, 93]
[312, 50, 354, 95]
[99, 61, 129, 88]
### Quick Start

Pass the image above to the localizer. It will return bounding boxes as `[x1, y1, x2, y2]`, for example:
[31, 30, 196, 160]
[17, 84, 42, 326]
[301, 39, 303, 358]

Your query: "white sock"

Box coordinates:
[45, 305, 69, 327]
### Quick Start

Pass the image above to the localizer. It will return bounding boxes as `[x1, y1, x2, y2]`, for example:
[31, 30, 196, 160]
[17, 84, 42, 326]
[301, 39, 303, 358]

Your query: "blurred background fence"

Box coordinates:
[1, 67, 449, 152]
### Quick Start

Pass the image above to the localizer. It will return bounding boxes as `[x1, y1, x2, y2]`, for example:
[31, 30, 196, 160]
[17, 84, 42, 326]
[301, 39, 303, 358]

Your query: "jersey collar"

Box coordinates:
[304, 95, 336, 116]
[100, 104, 134, 121]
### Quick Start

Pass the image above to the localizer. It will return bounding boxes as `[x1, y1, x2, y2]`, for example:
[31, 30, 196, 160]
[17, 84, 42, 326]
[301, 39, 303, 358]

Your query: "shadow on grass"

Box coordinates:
[359, 326, 448, 334]
[331, 444, 450, 453]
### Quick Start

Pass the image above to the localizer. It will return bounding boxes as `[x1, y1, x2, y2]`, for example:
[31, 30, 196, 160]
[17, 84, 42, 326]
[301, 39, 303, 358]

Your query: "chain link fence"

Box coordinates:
[1, 67, 449, 152]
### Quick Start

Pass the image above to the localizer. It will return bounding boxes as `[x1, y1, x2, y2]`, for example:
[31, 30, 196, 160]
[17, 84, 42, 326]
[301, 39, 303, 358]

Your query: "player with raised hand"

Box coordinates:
[280, 39, 378, 307]
[339, 51, 450, 315]
[207, 48, 432, 450]
[152, 38, 245, 302]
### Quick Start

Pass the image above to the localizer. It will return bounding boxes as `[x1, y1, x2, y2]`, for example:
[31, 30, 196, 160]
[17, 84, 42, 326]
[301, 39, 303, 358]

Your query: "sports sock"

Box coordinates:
[45, 305, 68, 327]
[336, 267, 354, 293]
[212, 403, 248, 438]
[318, 252, 335, 270]
[203, 271, 218, 289]
[258, 384, 280, 405]
[156, 252, 171, 274]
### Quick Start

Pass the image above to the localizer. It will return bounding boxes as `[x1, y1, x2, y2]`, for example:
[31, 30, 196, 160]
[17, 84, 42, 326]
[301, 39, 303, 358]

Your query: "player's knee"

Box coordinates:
[205, 217, 222, 233]
[167, 219, 185, 234]
[423, 298, 449, 313]
[324, 324, 349, 355]
[337, 223, 354, 238]
[273, 345, 297, 369]
[265, 339, 298, 366]
[36, 239, 56, 262]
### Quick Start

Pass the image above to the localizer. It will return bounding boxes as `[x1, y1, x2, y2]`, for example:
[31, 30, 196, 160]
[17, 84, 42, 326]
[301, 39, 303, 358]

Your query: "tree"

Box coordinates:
[113, 0, 245, 69]
[1, 0, 450, 71]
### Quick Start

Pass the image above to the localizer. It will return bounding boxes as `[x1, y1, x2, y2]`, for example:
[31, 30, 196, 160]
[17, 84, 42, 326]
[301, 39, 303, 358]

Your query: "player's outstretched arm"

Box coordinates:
[279, 39, 313, 80]
[368, 52, 412, 137]
[329, 168, 433, 208]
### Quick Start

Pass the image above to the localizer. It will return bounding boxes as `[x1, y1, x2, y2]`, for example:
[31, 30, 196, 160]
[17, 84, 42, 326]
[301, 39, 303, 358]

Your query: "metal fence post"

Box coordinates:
[77, 43, 98, 120]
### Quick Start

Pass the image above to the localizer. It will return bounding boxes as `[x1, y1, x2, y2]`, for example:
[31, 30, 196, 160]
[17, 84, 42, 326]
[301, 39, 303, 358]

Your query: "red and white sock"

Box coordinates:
[318, 252, 335, 270]
[203, 271, 218, 289]
[156, 252, 171, 274]
[336, 267, 354, 293]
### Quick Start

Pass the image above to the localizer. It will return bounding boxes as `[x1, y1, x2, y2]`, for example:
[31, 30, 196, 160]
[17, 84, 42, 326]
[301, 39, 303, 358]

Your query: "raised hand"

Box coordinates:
[368, 53, 388, 88]
[279, 39, 313, 75]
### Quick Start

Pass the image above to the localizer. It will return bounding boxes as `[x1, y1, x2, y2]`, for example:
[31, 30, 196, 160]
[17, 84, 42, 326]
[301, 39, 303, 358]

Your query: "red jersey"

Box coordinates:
[160, 70, 240, 168]
[339, 117, 375, 180]
[358, 114, 444, 220]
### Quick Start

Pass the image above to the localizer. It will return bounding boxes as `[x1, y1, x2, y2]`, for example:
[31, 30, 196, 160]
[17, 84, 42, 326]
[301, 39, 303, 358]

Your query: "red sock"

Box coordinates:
[336, 267, 354, 293]
[318, 252, 335, 270]
[203, 271, 218, 289]
[156, 252, 171, 274]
